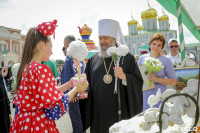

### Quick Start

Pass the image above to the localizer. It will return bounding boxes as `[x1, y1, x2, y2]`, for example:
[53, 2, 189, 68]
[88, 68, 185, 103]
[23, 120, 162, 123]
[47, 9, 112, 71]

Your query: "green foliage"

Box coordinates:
[111, 54, 119, 62]
[55, 59, 64, 65]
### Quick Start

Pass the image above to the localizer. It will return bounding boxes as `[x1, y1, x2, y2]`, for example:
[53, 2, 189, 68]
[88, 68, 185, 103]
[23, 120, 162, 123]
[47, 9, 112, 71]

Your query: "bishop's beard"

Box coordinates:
[98, 40, 118, 58]
[98, 47, 110, 58]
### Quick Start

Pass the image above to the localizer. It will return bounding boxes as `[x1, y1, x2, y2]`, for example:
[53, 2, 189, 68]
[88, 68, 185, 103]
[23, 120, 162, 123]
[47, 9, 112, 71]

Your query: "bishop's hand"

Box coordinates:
[113, 67, 126, 81]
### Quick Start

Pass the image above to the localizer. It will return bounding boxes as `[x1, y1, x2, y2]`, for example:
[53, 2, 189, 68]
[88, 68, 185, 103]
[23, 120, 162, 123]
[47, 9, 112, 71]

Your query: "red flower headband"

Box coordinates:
[35, 19, 57, 39]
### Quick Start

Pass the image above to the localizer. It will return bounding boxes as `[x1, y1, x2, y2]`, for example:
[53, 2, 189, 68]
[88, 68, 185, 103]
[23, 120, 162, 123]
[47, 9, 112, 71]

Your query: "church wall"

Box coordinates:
[12, 40, 20, 53]
[159, 20, 169, 31]
[7, 29, 21, 34]
[128, 25, 137, 35]
[0, 26, 25, 67]
[124, 30, 177, 55]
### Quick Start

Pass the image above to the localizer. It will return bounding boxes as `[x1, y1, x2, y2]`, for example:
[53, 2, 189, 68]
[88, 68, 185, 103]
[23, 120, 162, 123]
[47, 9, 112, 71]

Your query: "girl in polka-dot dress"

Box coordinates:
[9, 20, 88, 133]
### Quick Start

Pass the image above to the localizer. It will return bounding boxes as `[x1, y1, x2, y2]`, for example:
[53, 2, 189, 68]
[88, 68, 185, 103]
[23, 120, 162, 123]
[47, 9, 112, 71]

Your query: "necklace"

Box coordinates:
[102, 57, 113, 84]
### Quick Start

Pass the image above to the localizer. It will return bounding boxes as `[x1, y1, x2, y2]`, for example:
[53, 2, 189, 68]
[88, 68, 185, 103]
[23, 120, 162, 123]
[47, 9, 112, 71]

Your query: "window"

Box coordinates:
[4, 45, 7, 51]
[14, 46, 18, 52]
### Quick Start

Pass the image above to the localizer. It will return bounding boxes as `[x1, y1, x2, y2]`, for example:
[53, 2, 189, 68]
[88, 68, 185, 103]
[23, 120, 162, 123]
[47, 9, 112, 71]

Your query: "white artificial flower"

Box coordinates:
[181, 87, 196, 98]
[185, 98, 196, 118]
[187, 79, 198, 89]
[145, 57, 164, 69]
[148, 95, 160, 108]
[161, 103, 184, 130]
[182, 79, 198, 96]
[160, 89, 176, 100]
[106, 46, 117, 56]
[67, 41, 88, 61]
[142, 108, 159, 131]
[144, 110, 158, 122]
[106, 45, 129, 57]
[148, 88, 161, 107]
[144, 57, 152, 62]
[173, 96, 188, 115]
[116, 45, 129, 56]
[146, 107, 160, 113]
[142, 121, 152, 131]
[168, 104, 182, 117]
[179, 79, 198, 118]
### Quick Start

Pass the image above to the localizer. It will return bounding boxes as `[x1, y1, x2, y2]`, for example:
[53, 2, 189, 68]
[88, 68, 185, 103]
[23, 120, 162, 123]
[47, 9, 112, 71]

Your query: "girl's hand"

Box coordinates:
[68, 79, 74, 89]
[77, 92, 88, 99]
[75, 81, 88, 92]
[9, 114, 12, 124]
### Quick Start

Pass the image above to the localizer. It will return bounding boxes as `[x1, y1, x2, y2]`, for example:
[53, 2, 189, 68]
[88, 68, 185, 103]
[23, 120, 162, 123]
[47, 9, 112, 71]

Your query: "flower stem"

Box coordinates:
[77, 60, 81, 79]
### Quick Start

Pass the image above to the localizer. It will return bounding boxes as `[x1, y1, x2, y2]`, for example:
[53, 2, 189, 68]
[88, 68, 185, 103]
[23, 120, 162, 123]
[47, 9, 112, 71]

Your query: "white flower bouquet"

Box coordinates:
[67, 41, 88, 85]
[106, 44, 129, 93]
[143, 57, 164, 87]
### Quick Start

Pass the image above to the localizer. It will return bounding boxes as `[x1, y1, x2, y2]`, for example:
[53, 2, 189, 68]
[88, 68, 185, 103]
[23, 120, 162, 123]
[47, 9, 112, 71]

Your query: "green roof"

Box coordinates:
[2, 51, 9, 54]
[138, 44, 149, 50]
[185, 43, 200, 48]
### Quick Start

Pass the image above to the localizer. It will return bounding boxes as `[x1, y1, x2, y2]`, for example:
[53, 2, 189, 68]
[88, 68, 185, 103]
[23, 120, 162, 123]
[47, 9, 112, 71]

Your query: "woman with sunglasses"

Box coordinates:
[138, 34, 176, 111]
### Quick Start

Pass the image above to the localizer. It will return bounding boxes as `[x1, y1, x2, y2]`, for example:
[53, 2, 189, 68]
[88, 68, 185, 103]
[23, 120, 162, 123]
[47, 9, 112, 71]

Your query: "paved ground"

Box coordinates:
[9, 93, 90, 133]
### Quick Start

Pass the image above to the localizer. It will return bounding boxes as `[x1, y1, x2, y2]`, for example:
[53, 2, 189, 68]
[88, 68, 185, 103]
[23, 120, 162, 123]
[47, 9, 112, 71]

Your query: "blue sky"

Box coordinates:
[0, 0, 198, 60]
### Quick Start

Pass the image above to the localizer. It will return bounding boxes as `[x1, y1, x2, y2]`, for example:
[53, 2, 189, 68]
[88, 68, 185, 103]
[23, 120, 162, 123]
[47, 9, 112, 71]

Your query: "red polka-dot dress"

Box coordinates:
[10, 61, 69, 133]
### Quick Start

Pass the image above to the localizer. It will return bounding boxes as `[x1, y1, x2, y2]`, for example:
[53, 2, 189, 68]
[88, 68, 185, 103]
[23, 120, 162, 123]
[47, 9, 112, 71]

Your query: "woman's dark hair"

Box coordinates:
[16, 28, 49, 92]
[149, 34, 166, 49]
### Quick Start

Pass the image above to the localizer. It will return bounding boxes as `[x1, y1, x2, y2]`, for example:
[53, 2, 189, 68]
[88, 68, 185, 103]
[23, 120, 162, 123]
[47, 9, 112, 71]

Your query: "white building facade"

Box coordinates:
[0, 26, 25, 67]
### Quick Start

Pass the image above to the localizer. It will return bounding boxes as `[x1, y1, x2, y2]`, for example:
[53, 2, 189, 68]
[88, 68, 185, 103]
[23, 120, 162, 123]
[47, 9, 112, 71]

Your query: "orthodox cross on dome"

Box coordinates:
[162, 8, 166, 15]
[147, 0, 151, 8]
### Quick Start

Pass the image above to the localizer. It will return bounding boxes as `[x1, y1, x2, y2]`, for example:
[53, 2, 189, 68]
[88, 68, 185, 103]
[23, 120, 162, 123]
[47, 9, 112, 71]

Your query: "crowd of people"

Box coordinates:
[0, 18, 199, 133]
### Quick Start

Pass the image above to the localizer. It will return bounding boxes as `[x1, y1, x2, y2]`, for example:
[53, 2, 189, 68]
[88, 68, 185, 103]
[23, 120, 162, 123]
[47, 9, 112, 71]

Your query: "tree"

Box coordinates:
[55, 59, 64, 65]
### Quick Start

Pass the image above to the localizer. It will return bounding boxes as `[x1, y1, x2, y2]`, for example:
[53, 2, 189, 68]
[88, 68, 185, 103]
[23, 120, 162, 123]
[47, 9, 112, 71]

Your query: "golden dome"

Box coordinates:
[141, 8, 157, 19]
[128, 17, 138, 25]
[158, 14, 169, 21]
[128, 20, 138, 25]
[137, 25, 143, 31]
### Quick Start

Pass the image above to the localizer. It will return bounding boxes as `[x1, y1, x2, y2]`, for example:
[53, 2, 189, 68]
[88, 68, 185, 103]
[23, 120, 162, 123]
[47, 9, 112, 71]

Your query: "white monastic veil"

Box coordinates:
[98, 19, 128, 47]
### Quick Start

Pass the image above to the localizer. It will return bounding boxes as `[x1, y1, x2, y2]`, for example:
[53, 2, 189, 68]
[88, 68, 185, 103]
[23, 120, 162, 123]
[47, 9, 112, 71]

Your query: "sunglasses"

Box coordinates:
[170, 45, 178, 48]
